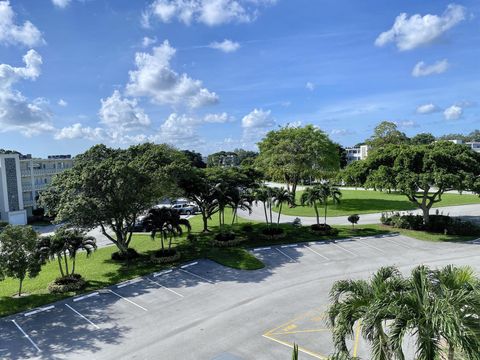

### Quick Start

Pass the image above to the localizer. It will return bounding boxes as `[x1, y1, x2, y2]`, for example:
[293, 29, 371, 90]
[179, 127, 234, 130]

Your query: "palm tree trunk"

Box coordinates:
[63, 250, 70, 276]
[202, 212, 209, 232]
[447, 343, 454, 360]
[263, 204, 269, 226]
[314, 203, 320, 225]
[277, 203, 283, 225]
[269, 199, 273, 225]
[18, 277, 24, 296]
[324, 202, 327, 226]
[72, 256, 76, 275]
[161, 233, 165, 251]
[57, 256, 65, 277]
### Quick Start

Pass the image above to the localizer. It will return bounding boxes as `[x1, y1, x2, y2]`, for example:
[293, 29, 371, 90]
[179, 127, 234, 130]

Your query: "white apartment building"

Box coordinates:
[447, 139, 480, 153]
[345, 144, 370, 164]
[0, 153, 74, 224]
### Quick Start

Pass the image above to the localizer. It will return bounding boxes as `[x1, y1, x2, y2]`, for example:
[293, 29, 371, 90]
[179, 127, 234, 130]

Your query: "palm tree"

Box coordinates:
[144, 208, 191, 253]
[389, 265, 480, 360]
[273, 187, 293, 226]
[327, 266, 405, 359]
[214, 181, 233, 230]
[317, 182, 342, 225]
[255, 186, 275, 227]
[300, 186, 322, 225]
[230, 187, 253, 225]
[38, 227, 96, 277]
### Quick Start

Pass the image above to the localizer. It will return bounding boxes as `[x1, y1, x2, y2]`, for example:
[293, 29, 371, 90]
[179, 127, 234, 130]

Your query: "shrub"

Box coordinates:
[241, 224, 254, 233]
[310, 224, 339, 236]
[150, 249, 181, 263]
[186, 233, 198, 245]
[48, 274, 86, 294]
[215, 232, 236, 242]
[292, 218, 302, 227]
[32, 208, 45, 218]
[111, 248, 139, 261]
[347, 214, 360, 229]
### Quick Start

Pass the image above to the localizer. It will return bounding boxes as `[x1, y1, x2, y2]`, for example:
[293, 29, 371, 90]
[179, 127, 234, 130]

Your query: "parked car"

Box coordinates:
[170, 203, 199, 215]
[130, 216, 152, 232]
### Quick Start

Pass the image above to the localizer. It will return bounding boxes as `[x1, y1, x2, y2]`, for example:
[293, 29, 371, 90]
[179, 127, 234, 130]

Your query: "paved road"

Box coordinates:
[237, 203, 480, 225]
[1, 235, 479, 359]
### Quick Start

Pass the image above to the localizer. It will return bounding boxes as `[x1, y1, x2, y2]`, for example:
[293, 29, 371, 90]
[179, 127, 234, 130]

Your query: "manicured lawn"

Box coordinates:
[276, 189, 480, 217]
[0, 210, 474, 317]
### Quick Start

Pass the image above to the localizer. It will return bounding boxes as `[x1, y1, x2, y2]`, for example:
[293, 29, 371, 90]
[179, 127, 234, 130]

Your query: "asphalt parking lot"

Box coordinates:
[1, 235, 479, 360]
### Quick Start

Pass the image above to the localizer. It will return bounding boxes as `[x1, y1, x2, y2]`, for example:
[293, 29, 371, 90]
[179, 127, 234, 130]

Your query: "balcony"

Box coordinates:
[21, 168, 71, 177]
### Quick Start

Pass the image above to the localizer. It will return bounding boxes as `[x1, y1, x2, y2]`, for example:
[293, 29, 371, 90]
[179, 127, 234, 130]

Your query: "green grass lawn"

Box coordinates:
[0, 209, 475, 317]
[276, 189, 480, 217]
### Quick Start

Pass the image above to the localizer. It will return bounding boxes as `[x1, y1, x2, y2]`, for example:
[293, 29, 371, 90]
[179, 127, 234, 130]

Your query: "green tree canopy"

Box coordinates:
[40, 143, 187, 257]
[255, 125, 339, 200]
[0, 225, 42, 296]
[342, 141, 480, 224]
[410, 132, 436, 145]
[367, 121, 410, 149]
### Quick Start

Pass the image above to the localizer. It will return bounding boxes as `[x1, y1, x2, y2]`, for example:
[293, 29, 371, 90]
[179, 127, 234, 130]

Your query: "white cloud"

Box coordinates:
[305, 82, 315, 91]
[397, 120, 417, 128]
[203, 112, 234, 123]
[241, 108, 275, 128]
[143, 0, 276, 27]
[0, 1, 44, 47]
[54, 123, 104, 140]
[444, 105, 463, 120]
[412, 59, 449, 77]
[416, 103, 440, 114]
[209, 39, 240, 53]
[126, 40, 218, 108]
[158, 113, 198, 142]
[375, 4, 466, 51]
[142, 36, 157, 48]
[99, 90, 151, 131]
[58, 99, 68, 107]
[331, 129, 354, 136]
[51, 0, 71, 8]
[0, 50, 53, 135]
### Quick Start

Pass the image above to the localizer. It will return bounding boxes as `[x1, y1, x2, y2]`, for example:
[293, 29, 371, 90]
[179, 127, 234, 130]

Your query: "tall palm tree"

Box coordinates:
[390, 265, 480, 360]
[255, 186, 275, 227]
[300, 186, 322, 225]
[144, 208, 191, 252]
[230, 187, 253, 225]
[327, 266, 405, 359]
[317, 182, 342, 225]
[214, 181, 233, 230]
[273, 187, 293, 225]
[38, 227, 96, 277]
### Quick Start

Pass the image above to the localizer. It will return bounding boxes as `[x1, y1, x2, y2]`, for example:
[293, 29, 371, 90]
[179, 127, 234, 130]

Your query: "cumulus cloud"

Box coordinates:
[412, 59, 449, 77]
[0, 1, 44, 47]
[331, 129, 354, 136]
[375, 4, 466, 51]
[142, 36, 157, 48]
[54, 123, 104, 140]
[241, 108, 275, 128]
[397, 120, 418, 128]
[444, 105, 463, 120]
[305, 82, 315, 91]
[209, 39, 240, 53]
[58, 99, 68, 107]
[0, 50, 54, 135]
[126, 40, 218, 108]
[143, 0, 276, 27]
[99, 90, 151, 131]
[416, 103, 440, 114]
[51, 0, 71, 8]
[203, 112, 234, 123]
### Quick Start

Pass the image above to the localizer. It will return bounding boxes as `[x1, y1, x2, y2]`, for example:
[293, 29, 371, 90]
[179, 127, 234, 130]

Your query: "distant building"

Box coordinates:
[345, 145, 370, 164]
[0, 153, 74, 224]
[446, 139, 480, 153]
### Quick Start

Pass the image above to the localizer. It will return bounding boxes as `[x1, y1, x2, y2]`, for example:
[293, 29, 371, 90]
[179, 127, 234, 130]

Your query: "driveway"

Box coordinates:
[238, 203, 480, 225]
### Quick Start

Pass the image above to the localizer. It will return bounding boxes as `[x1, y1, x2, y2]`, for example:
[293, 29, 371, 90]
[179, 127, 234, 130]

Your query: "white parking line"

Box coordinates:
[356, 240, 386, 253]
[388, 239, 413, 249]
[181, 262, 198, 269]
[153, 269, 173, 277]
[147, 278, 184, 298]
[65, 304, 100, 329]
[117, 278, 143, 288]
[303, 245, 330, 260]
[11, 320, 41, 353]
[24, 305, 55, 317]
[108, 290, 148, 312]
[253, 247, 271, 251]
[275, 248, 296, 262]
[332, 243, 357, 257]
[73, 292, 99, 302]
[179, 269, 213, 284]
[281, 244, 297, 248]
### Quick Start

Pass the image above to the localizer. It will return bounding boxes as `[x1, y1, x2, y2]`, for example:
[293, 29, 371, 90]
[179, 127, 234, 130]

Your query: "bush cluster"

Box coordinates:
[48, 274, 86, 294]
[381, 212, 480, 236]
[310, 224, 339, 236]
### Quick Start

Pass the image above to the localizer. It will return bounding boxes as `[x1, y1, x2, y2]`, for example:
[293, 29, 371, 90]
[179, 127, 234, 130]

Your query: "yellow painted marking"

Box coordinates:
[353, 320, 362, 357]
[282, 324, 297, 332]
[262, 334, 327, 359]
[264, 309, 323, 336]
[269, 328, 330, 335]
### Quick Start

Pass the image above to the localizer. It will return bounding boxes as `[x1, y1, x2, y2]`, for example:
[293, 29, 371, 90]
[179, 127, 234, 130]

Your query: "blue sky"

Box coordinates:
[0, 0, 479, 157]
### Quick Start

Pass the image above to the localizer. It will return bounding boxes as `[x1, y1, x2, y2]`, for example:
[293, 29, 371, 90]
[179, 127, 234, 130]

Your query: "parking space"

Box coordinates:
[0, 234, 478, 360]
